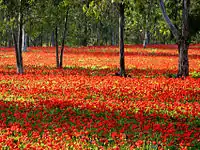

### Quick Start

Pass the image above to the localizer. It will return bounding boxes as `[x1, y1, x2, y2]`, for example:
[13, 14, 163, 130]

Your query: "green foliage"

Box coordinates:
[0, 0, 200, 46]
[191, 31, 200, 43]
[191, 71, 200, 78]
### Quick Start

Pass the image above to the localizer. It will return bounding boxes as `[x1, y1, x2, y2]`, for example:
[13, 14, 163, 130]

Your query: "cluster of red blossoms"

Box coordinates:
[0, 45, 199, 149]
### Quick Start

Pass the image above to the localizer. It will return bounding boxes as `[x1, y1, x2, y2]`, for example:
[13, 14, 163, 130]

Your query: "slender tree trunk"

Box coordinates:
[17, 13, 24, 74]
[82, 14, 88, 46]
[8, 38, 12, 47]
[22, 25, 27, 52]
[111, 28, 115, 46]
[26, 34, 30, 47]
[116, 27, 118, 45]
[59, 8, 69, 68]
[143, 0, 152, 48]
[13, 1, 24, 74]
[110, 5, 115, 46]
[143, 29, 150, 48]
[13, 31, 19, 70]
[143, 14, 148, 48]
[55, 26, 59, 68]
[46, 33, 49, 46]
[119, 2, 126, 77]
[23, 33, 27, 51]
[40, 34, 43, 47]
[22, 24, 25, 50]
[143, 31, 148, 48]
[51, 31, 55, 47]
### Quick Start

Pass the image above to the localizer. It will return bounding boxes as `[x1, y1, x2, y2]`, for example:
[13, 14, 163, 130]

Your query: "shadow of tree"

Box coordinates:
[0, 64, 177, 78]
[0, 94, 199, 149]
[0, 58, 199, 148]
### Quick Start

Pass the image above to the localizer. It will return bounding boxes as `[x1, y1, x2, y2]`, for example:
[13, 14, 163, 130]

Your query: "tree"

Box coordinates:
[118, 1, 125, 76]
[134, 0, 153, 48]
[22, 24, 28, 52]
[53, 0, 71, 68]
[85, 0, 127, 76]
[189, 0, 200, 43]
[55, 7, 69, 68]
[1, 0, 37, 74]
[159, 0, 190, 77]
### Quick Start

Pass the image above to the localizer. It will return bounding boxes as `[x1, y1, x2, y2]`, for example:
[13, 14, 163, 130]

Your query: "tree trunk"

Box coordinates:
[119, 2, 126, 77]
[51, 31, 55, 47]
[159, 0, 190, 77]
[177, 40, 189, 77]
[27, 35, 30, 47]
[82, 14, 88, 46]
[40, 34, 43, 47]
[23, 33, 27, 52]
[13, 31, 19, 70]
[59, 8, 69, 68]
[22, 25, 27, 52]
[143, 31, 148, 48]
[47, 33, 50, 46]
[177, 0, 190, 77]
[55, 26, 59, 68]
[111, 29, 115, 46]
[8, 39, 12, 47]
[13, 1, 24, 74]
[17, 13, 24, 74]
[143, 14, 148, 48]
[143, 0, 152, 48]
[22, 24, 25, 50]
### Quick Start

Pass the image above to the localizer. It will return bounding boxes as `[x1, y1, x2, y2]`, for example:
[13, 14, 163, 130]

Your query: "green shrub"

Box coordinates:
[191, 71, 200, 78]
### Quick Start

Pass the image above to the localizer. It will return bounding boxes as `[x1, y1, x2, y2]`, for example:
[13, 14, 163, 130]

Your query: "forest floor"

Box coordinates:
[0, 45, 199, 149]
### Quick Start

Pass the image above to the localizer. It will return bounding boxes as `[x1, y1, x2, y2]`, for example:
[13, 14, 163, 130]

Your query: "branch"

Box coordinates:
[159, 0, 180, 41]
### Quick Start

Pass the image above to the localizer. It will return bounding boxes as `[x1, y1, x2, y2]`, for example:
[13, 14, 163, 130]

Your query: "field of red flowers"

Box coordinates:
[0, 45, 200, 149]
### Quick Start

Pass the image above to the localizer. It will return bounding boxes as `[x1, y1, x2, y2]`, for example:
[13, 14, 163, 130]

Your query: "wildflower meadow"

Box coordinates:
[0, 45, 199, 149]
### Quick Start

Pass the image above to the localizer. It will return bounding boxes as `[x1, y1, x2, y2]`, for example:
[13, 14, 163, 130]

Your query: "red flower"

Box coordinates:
[135, 140, 143, 148]
[111, 132, 118, 139]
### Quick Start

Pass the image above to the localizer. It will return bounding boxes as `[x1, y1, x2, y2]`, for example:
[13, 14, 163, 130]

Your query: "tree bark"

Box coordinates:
[27, 35, 29, 47]
[143, 0, 152, 48]
[177, 0, 190, 77]
[82, 13, 88, 46]
[23, 33, 27, 52]
[51, 31, 55, 47]
[143, 30, 149, 48]
[55, 26, 59, 68]
[22, 24, 25, 50]
[18, 11, 24, 74]
[40, 34, 43, 47]
[177, 40, 189, 77]
[111, 29, 115, 46]
[13, 31, 19, 70]
[13, 0, 24, 74]
[8, 38, 12, 47]
[59, 8, 69, 68]
[22, 25, 27, 52]
[119, 2, 126, 77]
